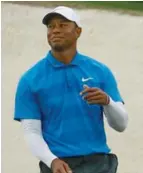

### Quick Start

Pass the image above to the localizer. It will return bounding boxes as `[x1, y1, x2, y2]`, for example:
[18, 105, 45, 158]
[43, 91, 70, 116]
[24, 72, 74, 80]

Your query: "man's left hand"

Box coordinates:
[80, 85, 110, 105]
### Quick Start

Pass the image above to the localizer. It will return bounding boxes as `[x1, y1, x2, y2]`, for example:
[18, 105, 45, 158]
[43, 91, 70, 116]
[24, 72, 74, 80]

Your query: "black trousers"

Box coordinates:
[39, 153, 118, 173]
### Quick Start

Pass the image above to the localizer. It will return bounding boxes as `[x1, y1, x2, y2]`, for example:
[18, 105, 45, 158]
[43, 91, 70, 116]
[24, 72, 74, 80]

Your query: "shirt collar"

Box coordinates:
[46, 50, 85, 68]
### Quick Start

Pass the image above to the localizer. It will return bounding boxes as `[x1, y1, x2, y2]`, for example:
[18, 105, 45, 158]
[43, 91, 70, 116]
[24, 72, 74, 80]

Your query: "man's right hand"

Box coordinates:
[51, 158, 72, 173]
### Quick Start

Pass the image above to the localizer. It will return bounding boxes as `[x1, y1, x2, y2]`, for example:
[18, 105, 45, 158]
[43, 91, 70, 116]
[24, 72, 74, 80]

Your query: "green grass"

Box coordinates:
[4, 1, 143, 15]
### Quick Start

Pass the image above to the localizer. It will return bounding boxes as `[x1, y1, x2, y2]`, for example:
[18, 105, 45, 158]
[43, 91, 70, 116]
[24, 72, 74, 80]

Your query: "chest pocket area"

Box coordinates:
[83, 78, 103, 90]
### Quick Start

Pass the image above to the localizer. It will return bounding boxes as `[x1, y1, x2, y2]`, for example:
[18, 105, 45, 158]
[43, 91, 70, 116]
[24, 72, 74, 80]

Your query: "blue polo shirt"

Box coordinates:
[14, 51, 123, 157]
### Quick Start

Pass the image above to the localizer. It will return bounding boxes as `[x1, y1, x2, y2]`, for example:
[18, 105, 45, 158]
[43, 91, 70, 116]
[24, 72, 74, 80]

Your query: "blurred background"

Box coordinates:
[5, 1, 143, 15]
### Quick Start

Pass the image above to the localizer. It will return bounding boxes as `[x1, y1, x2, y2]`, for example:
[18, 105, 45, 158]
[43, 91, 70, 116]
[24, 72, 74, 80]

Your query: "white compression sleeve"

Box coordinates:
[103, 97, 128, 132]
[21, 119, 57, 168]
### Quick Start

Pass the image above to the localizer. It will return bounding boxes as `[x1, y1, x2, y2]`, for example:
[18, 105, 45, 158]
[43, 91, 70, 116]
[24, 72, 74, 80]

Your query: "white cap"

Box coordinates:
[42, 6, 81, 27]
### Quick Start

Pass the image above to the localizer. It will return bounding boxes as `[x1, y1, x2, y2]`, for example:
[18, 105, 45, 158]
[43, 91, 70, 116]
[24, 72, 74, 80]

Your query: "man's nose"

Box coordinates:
[52, 25, 61, 33]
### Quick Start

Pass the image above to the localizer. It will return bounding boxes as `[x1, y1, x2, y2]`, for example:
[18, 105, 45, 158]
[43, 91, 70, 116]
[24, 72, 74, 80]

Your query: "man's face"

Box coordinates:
[46, 15, 81, 51]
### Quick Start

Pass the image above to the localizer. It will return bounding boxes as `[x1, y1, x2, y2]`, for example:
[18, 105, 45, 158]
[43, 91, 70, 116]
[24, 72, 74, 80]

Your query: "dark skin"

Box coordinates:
[46, 15, 109, 173]
[51, 158, 72, 173]
[47, 15, 81, 64]
[80, 85, 110, 105]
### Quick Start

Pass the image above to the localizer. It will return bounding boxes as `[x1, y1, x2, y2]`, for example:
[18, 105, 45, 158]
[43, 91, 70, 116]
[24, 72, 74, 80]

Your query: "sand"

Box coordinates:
[1, 2, 143, 173]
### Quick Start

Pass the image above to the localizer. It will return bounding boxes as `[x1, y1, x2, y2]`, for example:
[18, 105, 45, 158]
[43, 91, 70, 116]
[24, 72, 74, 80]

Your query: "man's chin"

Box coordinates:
[51, 44, 65, 52]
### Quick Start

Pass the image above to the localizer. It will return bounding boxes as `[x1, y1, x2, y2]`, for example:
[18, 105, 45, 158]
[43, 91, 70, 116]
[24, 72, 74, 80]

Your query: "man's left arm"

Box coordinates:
[81, 85, 128, 132]
[103, 97, 128, 132]
[80, 65, 128, 132]
[102, 66, 128, 132]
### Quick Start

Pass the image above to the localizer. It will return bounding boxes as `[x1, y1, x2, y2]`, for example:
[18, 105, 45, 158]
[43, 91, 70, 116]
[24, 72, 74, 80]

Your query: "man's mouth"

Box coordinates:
[51, 37, 64, 42]
[52, 36, 64, 39]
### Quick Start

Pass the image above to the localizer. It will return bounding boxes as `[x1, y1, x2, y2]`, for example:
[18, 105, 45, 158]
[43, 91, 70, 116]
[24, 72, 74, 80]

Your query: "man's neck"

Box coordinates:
[51, 47, 77, 65]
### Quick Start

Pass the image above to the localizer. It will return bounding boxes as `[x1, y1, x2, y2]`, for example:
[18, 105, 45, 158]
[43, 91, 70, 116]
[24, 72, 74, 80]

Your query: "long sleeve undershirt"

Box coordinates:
[21, 98, 128, 168]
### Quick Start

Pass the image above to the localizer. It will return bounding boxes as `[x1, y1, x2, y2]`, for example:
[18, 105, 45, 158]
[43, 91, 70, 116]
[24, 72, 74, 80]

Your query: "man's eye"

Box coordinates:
[47, 24, 53, 29]
[61, 23, 68, 27]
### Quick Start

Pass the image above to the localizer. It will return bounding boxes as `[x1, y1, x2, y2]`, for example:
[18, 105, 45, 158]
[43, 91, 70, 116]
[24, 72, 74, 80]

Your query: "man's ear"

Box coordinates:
[76, 27, 82, 39]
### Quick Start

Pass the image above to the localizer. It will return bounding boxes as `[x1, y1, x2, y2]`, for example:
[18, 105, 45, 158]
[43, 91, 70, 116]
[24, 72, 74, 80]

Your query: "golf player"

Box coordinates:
[14, 6, 128, 173]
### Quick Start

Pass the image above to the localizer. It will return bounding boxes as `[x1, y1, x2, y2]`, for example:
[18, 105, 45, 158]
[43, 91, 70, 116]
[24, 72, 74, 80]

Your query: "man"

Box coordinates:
[14, 6, 128, 173]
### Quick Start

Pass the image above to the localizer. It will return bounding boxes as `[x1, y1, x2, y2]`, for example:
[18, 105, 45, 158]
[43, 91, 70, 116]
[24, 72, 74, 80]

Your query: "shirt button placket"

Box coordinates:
[65, 67, 72, 88]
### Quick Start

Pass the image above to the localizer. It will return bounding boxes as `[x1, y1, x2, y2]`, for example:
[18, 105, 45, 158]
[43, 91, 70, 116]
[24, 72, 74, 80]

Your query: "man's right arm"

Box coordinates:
[21, 119, 57, 168]
[15, 77, 72, 172]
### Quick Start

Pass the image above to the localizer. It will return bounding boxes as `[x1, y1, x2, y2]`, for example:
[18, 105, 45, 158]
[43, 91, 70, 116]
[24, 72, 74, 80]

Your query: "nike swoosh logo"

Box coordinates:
[82, 77, 93, 82]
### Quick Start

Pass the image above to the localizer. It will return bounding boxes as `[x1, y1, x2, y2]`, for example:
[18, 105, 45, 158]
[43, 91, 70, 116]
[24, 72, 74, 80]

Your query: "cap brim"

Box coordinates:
[42, 12, 69, 25]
